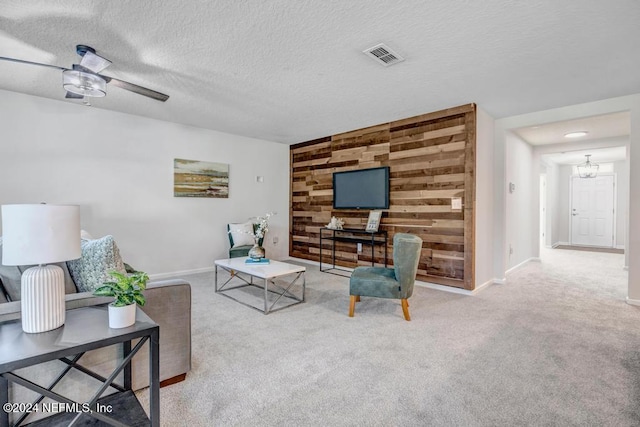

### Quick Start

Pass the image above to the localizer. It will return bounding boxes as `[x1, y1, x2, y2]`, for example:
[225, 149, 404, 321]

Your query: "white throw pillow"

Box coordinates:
[229, 222, 255, 248]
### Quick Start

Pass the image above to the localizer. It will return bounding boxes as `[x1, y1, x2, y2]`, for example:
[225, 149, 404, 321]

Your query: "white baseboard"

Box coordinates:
[626, 297, 640, 306]
[505, 257, 539, 275]
[415, 277, 501, 295]
[553, 241, 570, 248]
[150, 266, 216, 280]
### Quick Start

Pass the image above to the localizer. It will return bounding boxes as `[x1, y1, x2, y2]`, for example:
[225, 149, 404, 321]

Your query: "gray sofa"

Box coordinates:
[0, 260, 191, 422]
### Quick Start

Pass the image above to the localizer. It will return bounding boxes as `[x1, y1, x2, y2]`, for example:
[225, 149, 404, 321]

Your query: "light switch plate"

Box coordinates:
[451, 197, 462, 210]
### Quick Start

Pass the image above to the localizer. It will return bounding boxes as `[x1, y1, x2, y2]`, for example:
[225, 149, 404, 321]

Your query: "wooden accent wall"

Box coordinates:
[290, 104, 476, 290]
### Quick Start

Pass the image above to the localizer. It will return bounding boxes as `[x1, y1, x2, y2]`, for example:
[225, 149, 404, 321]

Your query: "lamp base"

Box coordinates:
[21, 265, 66, 333]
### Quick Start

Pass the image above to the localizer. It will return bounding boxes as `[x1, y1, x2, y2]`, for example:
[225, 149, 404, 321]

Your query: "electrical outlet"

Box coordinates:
[357, 243, 362, 253]
[272, 236, 278, 245]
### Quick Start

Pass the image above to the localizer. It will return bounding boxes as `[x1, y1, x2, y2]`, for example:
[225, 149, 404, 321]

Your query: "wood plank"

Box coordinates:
[391, 189, 465, 199]
[388, 140, 466, 160]
[291, 137, 331, 151]
[389, 104, 474, 131]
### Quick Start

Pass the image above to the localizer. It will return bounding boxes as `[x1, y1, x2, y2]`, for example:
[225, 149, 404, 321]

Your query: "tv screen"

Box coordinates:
[333, 166, 390, 209]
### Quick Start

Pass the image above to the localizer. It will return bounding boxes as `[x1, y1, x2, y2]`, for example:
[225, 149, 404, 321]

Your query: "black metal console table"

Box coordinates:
[0, 306, 159, 427]
[320, 227, 388, 275]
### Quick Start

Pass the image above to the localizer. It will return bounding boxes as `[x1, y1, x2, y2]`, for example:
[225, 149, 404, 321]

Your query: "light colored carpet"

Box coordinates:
[137, 250, 640, 426]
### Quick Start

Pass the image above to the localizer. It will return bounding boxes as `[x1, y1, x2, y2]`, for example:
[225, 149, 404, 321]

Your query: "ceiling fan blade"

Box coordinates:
[65, 91, 84, 99]
[0, 56, 67, 71]
[100, 75, 169, 102]
[80, 50, 111, 73]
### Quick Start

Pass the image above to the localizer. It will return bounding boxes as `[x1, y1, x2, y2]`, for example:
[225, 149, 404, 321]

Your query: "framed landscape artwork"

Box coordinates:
[174, 158, 229, 198]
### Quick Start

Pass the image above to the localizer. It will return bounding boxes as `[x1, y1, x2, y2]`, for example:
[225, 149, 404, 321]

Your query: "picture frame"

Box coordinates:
[365, 210, 382, 232]
[173, 158, 229, 198]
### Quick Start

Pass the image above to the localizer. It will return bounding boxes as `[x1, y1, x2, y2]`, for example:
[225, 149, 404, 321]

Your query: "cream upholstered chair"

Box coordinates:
[348, 233, 422, 321]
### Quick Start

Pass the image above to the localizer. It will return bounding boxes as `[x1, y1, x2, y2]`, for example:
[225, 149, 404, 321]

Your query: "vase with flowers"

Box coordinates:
[248, 212, 275, 259]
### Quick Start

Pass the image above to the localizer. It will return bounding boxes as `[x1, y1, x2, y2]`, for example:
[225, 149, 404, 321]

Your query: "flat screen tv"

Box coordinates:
[333, 166, 390, 209]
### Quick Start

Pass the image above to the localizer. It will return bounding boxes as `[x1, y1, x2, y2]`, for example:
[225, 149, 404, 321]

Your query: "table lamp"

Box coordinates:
[1, 204, 81, 333]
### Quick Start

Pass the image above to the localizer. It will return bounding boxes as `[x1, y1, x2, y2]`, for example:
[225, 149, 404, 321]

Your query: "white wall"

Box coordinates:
[475, 107, 495, 287]
[504, 131, 535, 270]
[614, 159, 629, 249]
[0, 90, 290, 276]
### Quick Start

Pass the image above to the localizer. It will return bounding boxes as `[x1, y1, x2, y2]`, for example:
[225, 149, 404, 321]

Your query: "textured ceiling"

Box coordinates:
[1, 1, 639, 144]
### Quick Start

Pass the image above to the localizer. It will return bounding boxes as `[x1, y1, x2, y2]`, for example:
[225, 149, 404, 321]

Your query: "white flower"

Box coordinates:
[252, 212, 276, 239]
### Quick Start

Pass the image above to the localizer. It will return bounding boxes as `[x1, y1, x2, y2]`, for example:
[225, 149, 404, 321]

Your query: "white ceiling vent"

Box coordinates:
[362, 43, 405, 67]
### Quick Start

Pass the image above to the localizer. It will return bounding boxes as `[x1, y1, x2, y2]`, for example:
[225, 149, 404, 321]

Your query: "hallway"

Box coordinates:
[537, 246, 627, 300]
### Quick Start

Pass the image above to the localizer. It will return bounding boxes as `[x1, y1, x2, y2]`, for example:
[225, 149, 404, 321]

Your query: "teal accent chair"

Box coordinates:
[349, 233, 423, 321]
[227, 224, 265, 258]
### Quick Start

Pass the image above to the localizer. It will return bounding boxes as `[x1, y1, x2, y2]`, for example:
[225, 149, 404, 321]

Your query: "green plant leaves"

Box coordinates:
[93, 270, 149, 307]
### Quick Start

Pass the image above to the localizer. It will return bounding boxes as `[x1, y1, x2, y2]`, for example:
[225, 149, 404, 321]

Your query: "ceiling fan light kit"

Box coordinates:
[62, 69, 106, 97]
[0, 44, 168, 102]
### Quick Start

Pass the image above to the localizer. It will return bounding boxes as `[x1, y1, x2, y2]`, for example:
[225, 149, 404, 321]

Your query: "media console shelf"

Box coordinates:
[320, 227, 388, 275]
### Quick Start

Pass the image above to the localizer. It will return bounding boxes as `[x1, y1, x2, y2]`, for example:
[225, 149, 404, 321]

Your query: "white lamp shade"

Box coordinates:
[1, 204, 81, 265]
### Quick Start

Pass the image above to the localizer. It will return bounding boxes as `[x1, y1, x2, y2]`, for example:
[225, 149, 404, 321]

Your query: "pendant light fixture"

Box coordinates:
[577, 154, 599, 178]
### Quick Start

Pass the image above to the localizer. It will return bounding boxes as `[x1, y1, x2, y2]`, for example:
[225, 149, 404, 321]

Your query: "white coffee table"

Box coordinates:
[214, 258, 306, 314]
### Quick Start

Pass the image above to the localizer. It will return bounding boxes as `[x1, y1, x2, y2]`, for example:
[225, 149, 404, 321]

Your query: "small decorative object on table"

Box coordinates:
[248, 212, 275, 259]
[365, 210, 382, 232]
[245, 258, 270, 265]
[326, 216, 345, 230]
[93, 270, 149, 328]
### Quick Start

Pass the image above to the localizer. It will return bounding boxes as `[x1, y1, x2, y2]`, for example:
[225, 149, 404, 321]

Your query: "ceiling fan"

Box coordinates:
[0, 44, 169, 102]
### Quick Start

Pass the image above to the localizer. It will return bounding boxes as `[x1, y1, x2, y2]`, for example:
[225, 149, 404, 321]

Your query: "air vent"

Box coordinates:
[363, 43, 405, 67]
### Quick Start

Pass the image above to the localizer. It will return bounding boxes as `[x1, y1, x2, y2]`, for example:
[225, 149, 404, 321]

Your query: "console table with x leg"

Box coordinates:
[0, 306, 159, 427]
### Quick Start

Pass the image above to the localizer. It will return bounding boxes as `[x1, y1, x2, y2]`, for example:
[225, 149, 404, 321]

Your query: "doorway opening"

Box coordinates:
[510, 111, 630, 299]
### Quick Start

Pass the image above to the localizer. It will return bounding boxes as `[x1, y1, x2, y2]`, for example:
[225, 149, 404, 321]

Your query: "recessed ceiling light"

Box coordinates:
[564, 131, 588, 138]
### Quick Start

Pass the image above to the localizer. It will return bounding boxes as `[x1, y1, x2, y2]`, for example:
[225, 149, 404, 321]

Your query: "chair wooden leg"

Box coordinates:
[349, 295, 357, 317]
[355, 295, 361, 302]
[401, 299, 411, 321]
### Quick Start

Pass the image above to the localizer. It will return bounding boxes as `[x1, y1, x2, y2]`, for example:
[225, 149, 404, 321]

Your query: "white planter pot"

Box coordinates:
[108, 303, 136, 328]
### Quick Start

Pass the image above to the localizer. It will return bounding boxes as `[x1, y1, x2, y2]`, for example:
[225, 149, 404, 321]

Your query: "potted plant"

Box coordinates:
[93, 270, 149, 328]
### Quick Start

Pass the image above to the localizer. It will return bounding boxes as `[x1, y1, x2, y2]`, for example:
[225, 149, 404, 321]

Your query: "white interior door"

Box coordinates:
[570, 175, 614, 247]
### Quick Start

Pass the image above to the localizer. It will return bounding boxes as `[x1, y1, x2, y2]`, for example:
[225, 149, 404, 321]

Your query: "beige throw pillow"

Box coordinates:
[229, 222, 255, 248]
